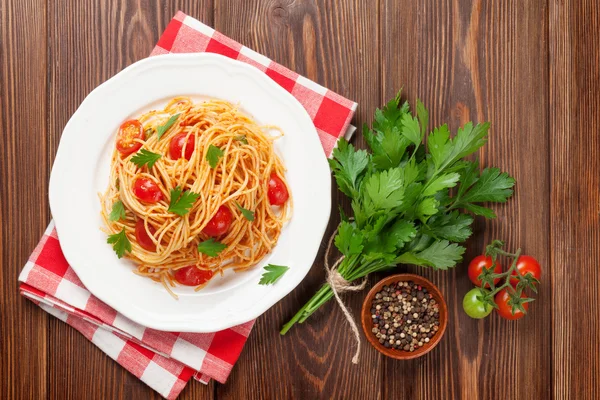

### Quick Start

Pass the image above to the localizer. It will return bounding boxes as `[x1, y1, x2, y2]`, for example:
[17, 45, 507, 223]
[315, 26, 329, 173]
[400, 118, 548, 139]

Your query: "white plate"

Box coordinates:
[49, 53, 331, 332]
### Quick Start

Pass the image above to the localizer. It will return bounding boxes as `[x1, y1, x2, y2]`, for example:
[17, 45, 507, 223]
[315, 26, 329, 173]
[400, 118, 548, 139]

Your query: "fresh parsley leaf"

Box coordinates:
[462, 203, 498, 219]
[423, 172, 460, 196]
[329, 139, 369, 198]
[235, 202, 255, 222]
[168, 186, 199, 216]
[362, 168, 405, 210]
[456, 167, 516, 204]
[259, 264, 289, 285]
[197, 238, 227, 257]
[107, 228, 131, 258]
[416, 99, 429, 138]
[156, 113, 180, 140]
[130, 149, 162, 169]
[396, 240, 465, 270]
[427, 122, 489, 172]
[416, 197, 439, 221]
[236, 135, 248, 144]
[206, 145, 224, 168]
[335, 220, 364, 256]
[401, 113, 421, 146]
[423, 211, 474, 242]
[108, 200, 127, 222]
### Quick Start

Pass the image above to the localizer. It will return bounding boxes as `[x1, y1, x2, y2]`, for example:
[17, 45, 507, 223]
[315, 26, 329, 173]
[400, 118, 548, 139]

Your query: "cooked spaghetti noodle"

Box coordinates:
[100, 97, 291, 296]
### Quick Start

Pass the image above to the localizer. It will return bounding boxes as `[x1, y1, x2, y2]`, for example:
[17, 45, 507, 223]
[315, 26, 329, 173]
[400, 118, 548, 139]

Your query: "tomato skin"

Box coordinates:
[468, 255, 502, 288]
[174, 266, 214, 286]
[133, 178, 163, 203]
[510, 255, 542, 287]
[116, 119, 144, 156]
[495, 289, 529, 320]
[267, 173, 289, 206]
[135, 219, 157, 251]
[462, 288, 493, 319]
[203, 206, 233, 237]
[169, 133, 195, 160]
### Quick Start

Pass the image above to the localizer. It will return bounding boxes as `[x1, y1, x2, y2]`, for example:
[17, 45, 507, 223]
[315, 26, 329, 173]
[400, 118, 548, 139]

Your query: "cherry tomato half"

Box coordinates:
[116, 119, 144, 156]
[133, 178, 163, 203]
[174, 266, 214, 286]
[267, 173, 289, 206]
[495, 289, 529, 320]
[169, 133, 195, 160]
[510, 255, 542, 287]
[203, 206, 233, 237]
[468, 255, 502, 288]
[135, 219, 157, 251]
[462, 288, 493, 319]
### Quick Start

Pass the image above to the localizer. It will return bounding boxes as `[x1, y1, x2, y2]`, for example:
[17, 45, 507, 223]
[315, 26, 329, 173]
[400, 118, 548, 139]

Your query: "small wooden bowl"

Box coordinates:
[361, 273, 448, 360]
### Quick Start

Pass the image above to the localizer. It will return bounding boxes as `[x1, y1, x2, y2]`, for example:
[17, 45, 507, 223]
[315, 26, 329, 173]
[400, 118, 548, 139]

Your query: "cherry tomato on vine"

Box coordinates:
[133, 178, 163, 203]
[495, 289, 529, 320]
[267, 173, 289, 206]
[135, 219, 157, 252]
[462, 288, 493, 319]
[468, 255, 502, 288]
[174, 266, 214, 286]
[203, 206, 233, 237]
[116, 119, 144, 156]
[510, 255, 542, 287]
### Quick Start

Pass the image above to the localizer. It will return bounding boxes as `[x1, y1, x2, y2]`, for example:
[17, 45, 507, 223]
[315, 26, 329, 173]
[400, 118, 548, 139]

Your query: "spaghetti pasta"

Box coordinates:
[100, 97, 291, 296]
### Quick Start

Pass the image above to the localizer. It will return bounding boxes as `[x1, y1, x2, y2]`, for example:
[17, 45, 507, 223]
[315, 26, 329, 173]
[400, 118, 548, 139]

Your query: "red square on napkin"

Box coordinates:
[19, 11, 357, 400]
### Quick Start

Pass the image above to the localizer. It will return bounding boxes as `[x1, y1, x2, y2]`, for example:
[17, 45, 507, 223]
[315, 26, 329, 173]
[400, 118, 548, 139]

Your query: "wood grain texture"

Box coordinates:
[0, 0, 49, 398]
[214, 1, 382, 399]
[381, 1, 551, 399]
[550, 1, 600, 399]
[45, 1, 214, 399]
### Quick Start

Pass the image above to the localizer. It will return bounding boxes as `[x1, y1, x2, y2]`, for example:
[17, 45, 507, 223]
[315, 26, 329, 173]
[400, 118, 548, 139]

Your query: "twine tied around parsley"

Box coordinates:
[324, 223, 367, 364]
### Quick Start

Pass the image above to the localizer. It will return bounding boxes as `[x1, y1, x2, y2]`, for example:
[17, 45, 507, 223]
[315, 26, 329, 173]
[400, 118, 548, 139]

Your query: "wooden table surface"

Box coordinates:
[1, 1, 599, 399]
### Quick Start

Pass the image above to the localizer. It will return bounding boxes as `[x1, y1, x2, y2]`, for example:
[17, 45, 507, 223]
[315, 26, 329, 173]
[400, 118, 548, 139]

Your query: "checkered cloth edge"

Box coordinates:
[18, 11, 357, 399]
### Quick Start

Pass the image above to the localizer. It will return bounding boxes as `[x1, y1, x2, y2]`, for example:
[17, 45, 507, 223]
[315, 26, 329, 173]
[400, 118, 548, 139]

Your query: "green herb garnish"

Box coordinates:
[259, 264, 289, 285]
[206, 145, 224, 168]
[235, 135, 248, 144]
[130, 149, 162, 169]
[108, 200, 126, 222]
[107, 228, 131, 258]
[156, 113, 180, 140]
[167, 186, 199, 216]
[197, 238, 227, 257]
[235, 202, 255, 222]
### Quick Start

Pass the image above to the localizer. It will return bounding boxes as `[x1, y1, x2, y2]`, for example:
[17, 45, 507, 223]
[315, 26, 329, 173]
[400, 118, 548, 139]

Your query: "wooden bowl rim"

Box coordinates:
[361, 273, 448, 360]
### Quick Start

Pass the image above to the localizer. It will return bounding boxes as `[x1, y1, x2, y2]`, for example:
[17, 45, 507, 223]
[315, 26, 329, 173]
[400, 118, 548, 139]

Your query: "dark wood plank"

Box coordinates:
[550, 1, 600, 399]
[46, 2, 214, 398]
[0, 0, 49, 398]
[381, 1, 551, 399]
[214, 1, 382, 399]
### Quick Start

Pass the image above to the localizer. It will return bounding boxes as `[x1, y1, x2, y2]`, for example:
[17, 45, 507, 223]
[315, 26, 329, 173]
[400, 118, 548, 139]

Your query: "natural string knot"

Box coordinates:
[324, 223, 367, 364]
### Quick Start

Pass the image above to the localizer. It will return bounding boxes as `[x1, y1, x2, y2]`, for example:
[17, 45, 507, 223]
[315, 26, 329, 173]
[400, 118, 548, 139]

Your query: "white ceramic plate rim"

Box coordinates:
[49, 53, 331, 332]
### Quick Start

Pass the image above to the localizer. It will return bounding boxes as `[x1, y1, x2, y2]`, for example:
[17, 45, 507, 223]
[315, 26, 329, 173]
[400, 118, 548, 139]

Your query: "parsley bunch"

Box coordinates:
[280, 92, 515, 334]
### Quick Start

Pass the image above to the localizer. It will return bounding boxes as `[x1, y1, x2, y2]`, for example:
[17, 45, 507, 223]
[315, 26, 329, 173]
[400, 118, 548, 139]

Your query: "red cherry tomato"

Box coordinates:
[267, 173, 289, 206]
[169, 133, 195, 160]
[495, 289, 529, 320]
[135, 219, 157, 251]
[133, 178, 163, 203]
[174, 266, 214, 286]
[203, 206, 233, 237]
[468, 255, 502, 288]
[116, 119, 144, 156]
[510, 255, 542, 287]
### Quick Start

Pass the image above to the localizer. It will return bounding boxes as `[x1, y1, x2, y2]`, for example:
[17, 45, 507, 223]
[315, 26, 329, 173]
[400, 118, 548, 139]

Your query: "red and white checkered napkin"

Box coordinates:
[18, 11, 357, 399]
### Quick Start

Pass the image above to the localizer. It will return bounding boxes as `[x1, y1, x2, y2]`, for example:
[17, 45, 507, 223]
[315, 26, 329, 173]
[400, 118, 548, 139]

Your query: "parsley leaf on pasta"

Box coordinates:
[168, 186, 199, 216]
[108, 200, 126, 222]
[197, 238, 227, 257]
[131, 149, 162, 169]
[107, 228, 131, 258]
[259, 264, 289, 285]
[156, 113, 180, 140]
[235, 135, 248, 144]
[235, 201, 255, 221]
[206, 145, 224, 168]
